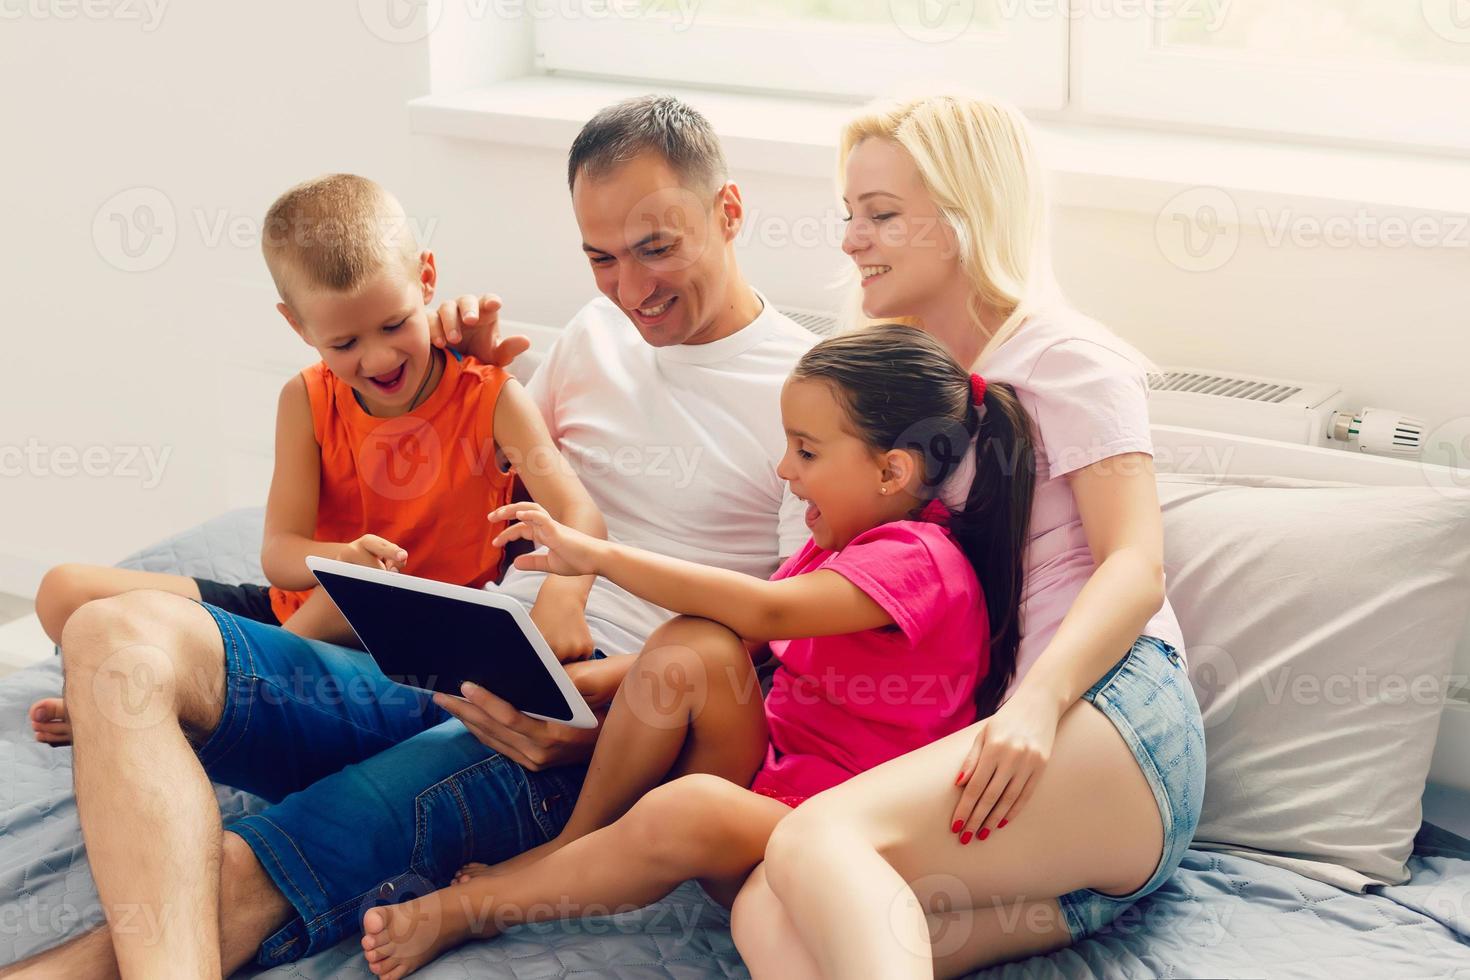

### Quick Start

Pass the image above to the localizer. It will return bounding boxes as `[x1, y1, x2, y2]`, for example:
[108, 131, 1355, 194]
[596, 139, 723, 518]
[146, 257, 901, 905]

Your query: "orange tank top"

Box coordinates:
[268, 351, 518, 623]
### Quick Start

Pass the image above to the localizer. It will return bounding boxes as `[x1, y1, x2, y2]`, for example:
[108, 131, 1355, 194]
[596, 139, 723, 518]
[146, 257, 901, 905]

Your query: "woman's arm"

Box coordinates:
[489, 503, 892, 641]
[1009, 452, 1167, 716]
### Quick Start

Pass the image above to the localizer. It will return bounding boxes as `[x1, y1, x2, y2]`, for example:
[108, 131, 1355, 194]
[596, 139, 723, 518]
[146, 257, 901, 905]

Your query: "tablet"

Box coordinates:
[305, 556, 598, 729]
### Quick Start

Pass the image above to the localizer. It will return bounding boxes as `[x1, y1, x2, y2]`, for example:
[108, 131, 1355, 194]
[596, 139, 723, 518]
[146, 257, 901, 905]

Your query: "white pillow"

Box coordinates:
[1157, 473, 1470, 890]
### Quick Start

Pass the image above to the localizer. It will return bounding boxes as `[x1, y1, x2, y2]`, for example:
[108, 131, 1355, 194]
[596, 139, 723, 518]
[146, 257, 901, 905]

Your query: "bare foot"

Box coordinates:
[29, 697, 71, 746]
[452, 833, 571, 885]
[360, 887, 498, 979]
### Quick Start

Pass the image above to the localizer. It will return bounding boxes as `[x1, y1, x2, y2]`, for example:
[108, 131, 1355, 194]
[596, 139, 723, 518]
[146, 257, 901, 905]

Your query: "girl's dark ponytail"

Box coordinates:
[792, 324, 1036, 721]
[951, 383, 1035, 720]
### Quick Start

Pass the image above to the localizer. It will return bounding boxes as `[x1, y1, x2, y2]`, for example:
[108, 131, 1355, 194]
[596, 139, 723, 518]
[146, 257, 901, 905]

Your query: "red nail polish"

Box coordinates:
[955, 771, 966, 786]
[951, 819, 964, 834]
[979, 827, 991, 841]
[998, 819, 1009, 829]
[959, 831, 973, 845]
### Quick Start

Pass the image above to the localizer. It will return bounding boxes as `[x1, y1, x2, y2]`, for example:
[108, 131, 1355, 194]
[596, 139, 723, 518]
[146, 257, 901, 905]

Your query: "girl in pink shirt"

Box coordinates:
[359, 323, 1037, 978]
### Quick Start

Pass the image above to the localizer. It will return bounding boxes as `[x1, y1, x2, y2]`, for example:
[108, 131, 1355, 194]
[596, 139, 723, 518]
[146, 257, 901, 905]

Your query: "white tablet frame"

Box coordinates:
[305, 556, 599, 729]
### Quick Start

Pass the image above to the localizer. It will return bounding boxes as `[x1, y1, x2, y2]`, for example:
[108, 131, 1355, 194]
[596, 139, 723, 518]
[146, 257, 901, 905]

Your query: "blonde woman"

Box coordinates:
[730, 94, 1207, 978]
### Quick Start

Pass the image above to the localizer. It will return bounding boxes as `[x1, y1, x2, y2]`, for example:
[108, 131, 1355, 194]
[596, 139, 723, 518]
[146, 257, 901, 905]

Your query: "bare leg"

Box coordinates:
[456, 617, 766, 884]
[760, 698, 1164, 979]
[2, 831, 295, 979]
[362, 774, 790, 980]
[733, 862, 1068, 980]
[30, 566, 203, 746]
[61, 590, 236, 980]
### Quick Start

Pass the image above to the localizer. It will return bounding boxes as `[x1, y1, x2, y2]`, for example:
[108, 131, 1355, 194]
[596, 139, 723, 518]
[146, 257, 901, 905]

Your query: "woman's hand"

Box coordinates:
[950, 692, 1061, 843]
[428, 293, 531, 367]
[490, 502, 607, 577]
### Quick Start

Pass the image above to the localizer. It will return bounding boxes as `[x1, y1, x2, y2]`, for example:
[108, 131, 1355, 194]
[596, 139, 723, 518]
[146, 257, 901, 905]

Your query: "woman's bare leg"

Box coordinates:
[361, 774, 790, 979]
[760, 697, 1164, 979]
[30, 565, 203, 745]
[456, 616, 767, 883]
[733, 862, 1070, 980]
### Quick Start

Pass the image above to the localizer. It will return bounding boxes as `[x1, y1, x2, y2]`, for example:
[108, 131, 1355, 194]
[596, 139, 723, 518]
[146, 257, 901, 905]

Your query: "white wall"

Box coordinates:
[3, 3, 1466, 596]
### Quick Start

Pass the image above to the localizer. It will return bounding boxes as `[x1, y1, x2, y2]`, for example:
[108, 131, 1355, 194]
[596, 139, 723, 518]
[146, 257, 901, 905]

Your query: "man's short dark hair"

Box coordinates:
[567, 95, 728, 193]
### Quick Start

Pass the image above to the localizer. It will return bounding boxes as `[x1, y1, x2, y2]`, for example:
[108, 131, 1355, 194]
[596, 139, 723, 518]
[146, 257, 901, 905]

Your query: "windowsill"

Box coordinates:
[409, 75, 1470, 225]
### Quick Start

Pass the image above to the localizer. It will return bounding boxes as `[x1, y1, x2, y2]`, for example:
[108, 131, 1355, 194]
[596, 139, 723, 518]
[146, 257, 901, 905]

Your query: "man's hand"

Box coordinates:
[433, 681, 599, 771]
[429, 293, 531, 368]
[530, 596, 596, 663]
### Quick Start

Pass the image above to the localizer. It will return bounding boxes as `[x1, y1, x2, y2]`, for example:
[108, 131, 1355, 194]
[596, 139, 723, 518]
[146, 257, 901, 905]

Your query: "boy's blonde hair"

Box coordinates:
[839, 94, 1061, 362]
[262, 174, 419, 306]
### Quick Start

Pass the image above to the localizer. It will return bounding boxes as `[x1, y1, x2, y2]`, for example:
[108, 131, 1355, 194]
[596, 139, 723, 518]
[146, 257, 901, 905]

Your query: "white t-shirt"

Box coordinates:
[496, 295, 817, 646]
[977, 307, 1186, 703]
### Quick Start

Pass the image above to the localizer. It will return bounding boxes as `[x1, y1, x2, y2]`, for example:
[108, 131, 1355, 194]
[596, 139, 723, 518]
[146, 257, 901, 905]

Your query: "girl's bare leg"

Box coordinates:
[30, 565, 204, 745]
[456, 616, 767, 883]
[361, 774, 790, 980]
[759, 698, 1164, 979]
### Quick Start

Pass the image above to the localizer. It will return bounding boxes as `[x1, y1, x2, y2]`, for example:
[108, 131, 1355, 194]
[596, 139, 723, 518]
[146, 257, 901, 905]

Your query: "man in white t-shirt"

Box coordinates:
[21, 96, 816, 978]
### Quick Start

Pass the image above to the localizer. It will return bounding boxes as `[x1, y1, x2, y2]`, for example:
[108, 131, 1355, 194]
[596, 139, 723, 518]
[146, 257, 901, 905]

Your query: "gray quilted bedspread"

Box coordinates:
[3, 509, 1469, 978]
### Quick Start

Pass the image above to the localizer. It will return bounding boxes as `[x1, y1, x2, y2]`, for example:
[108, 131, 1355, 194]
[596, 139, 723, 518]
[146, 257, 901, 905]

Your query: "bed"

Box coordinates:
[3, 426, 1469, 979]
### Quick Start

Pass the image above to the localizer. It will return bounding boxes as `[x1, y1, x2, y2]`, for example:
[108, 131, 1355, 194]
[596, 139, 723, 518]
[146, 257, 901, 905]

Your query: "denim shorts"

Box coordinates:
[1054, 635, 1206, 942]
[191, 602, 641, 967]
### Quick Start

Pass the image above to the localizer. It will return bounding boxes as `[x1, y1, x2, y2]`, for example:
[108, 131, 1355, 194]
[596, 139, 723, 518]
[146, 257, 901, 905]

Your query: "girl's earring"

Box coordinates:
[880, 487, 888, 495]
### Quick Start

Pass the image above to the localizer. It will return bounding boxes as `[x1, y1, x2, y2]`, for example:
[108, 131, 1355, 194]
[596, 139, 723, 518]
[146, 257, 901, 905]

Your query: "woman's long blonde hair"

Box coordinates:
[839, 93, 1060, 362]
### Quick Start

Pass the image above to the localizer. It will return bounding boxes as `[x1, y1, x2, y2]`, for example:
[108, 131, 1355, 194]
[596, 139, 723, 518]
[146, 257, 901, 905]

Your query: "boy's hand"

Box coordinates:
[340, 534, 408, 572]
[430, 293, 531, 368]
[489, 503, 605, 577]
[530, 596, 596, 663]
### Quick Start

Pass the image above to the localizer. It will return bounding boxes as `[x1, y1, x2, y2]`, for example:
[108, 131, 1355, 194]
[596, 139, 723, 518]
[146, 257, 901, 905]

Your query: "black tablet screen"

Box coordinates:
[314, 569, 575, 722]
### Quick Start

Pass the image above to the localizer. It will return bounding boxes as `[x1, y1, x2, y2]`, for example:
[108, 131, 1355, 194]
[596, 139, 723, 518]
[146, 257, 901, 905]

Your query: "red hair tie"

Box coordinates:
[969, 373, 987, 405]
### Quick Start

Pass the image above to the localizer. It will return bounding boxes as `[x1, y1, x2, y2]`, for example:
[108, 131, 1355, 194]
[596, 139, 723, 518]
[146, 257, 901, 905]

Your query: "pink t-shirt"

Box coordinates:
[751, 520, 988, 800]
[977, 308, 1186, 703]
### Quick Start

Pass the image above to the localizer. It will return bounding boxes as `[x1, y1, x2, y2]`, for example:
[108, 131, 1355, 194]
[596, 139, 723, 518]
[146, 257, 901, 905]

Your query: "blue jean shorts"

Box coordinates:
[1054, 635, 1206, 942]
[191, 602, 640, 967]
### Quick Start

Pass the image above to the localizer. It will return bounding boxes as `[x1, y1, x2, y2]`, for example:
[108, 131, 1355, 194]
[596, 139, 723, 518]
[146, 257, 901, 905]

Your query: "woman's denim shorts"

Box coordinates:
[1054, 635, 1206, 942]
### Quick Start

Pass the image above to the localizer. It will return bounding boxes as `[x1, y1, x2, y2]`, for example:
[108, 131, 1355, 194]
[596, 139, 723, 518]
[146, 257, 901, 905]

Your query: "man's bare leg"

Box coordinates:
[58, 590, 236, 979]
[1, 832, 295, 979]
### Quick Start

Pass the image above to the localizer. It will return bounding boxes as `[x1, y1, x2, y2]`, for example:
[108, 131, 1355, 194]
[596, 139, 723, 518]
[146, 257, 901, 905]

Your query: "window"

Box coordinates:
[533, 0, 1068, 110]
[1074, 0, 1470, 150]
[530, 0, 1470, 152]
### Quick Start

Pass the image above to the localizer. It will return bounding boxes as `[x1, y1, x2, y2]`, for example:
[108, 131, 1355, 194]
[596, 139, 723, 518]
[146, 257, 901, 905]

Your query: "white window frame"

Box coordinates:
[532, 5, 1069, 111]
[1070, 7, 1470, 152]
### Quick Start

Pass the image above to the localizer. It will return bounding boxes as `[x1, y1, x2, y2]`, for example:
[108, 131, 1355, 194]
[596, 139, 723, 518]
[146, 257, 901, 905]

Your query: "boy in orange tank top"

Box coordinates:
[29, 174, 604, 745]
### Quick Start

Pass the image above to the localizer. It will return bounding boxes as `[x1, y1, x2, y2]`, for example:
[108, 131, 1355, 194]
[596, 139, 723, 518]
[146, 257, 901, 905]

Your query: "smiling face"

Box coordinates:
[572, 151, 744, 347]
[842, 137, 970, 323]
[776, 376, 919, 551]
[281, 253, 436, 416]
